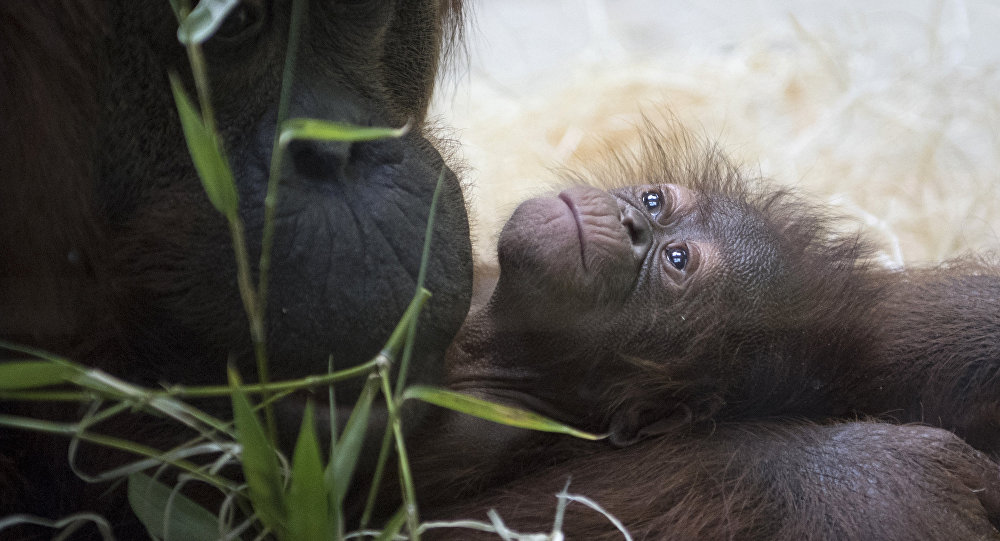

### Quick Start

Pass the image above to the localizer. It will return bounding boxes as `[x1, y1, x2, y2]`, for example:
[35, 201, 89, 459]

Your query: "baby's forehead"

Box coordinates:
[672, 187, 786, 289]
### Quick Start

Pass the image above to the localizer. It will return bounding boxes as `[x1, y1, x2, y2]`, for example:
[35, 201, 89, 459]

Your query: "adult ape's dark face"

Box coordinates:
[100, 1, 472, 400]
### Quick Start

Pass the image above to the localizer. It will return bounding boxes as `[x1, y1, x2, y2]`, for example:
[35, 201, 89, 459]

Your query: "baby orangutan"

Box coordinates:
[405, 133, 1000, 539]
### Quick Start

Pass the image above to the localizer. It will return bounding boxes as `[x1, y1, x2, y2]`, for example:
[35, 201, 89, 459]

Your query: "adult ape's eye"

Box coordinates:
[641, 191, 663, 213]
[213, 3, 262, 42]
[667, 247, 688, 270]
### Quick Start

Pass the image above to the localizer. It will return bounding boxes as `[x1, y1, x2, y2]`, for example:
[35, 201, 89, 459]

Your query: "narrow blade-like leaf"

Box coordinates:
[279, 118, 408, 148]
[229, 367, 285, 535]
[380, 288, 432, 364]
[325, 356, 343, 539]
[404, 386, 606, 440]
[168, 72, 239, 219]
[374, 506, 408, 541]
[127, 472, 229, 541]
[0, 361, 75, 390]
[288, 402, 330, 541]
[328, 374, 379, 506]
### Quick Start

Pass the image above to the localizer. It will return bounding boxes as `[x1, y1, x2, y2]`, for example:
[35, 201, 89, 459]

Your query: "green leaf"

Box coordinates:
[128, 472, 229, 541]
[393, 169, 447, 397]
[278, 118, 408, 148]
[168, 72, 239, 219]
[229, 368, 285, 536]
[374, 506, 408, 541]
[0, 361, 75, 390]
[403, 386, 606, 440]
[328, 374, 379, 506]
[177, 0, 241, 45]
[380, 288, 432, 364]
[325, 357, 343, 539]
[287, 402, 330, 541]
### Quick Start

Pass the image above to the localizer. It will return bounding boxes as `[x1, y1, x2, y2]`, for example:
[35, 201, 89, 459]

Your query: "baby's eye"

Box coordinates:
[666, 247, 688, 270]
[641, 190, 664, 214]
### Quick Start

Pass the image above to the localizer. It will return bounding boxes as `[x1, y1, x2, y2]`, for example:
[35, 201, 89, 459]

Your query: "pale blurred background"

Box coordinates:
[431, 0, 1000, 268]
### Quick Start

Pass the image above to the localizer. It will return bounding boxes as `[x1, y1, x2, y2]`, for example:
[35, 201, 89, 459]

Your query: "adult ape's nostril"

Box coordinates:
[288, 139, 352, 181]
[621, 205, 653, 261]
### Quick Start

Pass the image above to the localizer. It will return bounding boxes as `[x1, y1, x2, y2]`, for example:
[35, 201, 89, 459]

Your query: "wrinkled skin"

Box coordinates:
[103, 0, 471, 402]
[449, 173, 1000, 448]
[449, 179, 841, 443]
[405, 138, 1000, 538]
[0, 0, 471, 536]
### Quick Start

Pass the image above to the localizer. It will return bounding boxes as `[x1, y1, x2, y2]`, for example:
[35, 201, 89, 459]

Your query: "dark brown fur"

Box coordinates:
[406, 129, 1000, 539]
[0, 1, 110, 352]
[426, 422, 1000, 540]
[0, 1, 471, 537]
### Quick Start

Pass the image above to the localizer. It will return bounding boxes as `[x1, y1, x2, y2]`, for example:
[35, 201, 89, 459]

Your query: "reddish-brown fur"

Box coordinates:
[405, 131, 1000, 539]
[424, 422, 1000, 540]
[4, 2, 998, 538]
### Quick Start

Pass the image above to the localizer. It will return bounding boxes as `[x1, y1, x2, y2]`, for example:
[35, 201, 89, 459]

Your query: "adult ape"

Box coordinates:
[0, 0, 471, 535]
[406, 133, 1000, 538]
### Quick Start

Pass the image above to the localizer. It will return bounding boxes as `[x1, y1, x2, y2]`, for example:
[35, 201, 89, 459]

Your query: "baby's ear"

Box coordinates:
[608, 395, 724, 448]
